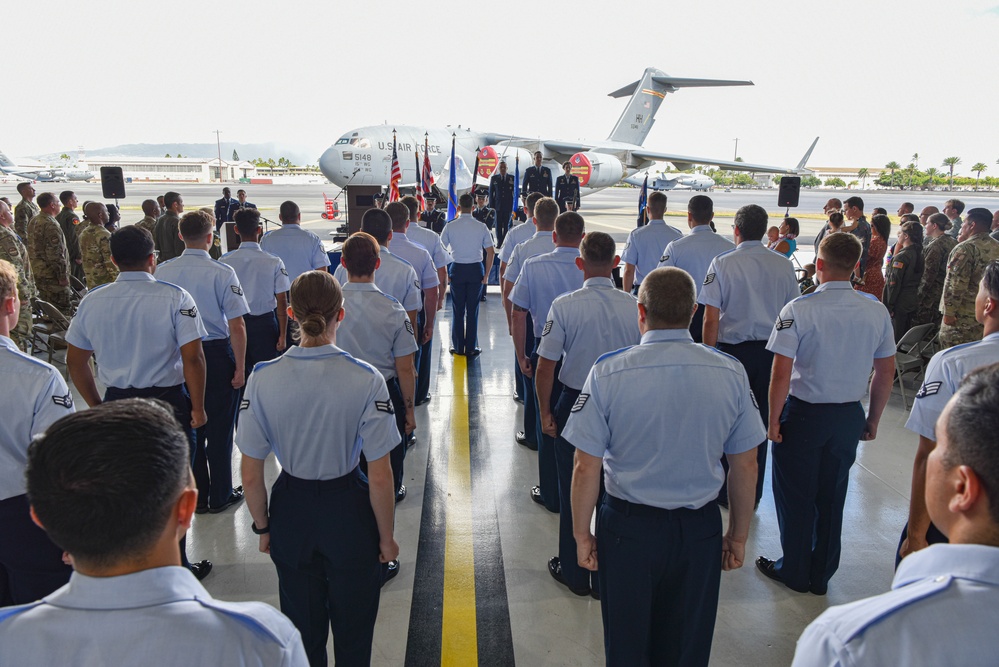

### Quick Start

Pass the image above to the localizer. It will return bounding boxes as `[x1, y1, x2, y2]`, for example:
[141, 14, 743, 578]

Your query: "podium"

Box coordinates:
[345, 185, 383, 236]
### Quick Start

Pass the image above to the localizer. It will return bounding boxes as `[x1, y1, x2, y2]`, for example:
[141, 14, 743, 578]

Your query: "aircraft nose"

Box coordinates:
[319, 147, 343, 184]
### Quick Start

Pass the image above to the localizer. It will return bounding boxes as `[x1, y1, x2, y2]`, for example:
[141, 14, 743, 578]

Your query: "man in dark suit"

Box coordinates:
[420, 194, 447, 234]
[489, 161, 516, 247]
[522, 151, 552, 199]
[214, 187, 238, 233]
[235, 189, 257, 212]
[554, 161, 580, 214]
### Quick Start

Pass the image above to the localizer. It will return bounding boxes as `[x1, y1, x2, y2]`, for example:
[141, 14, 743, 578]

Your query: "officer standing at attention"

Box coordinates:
[156, 211, 250, 515]
[489, 160, 516, 247]
[153, 191, 186, 262]
[236, 189, 257, 212]
[939, 207, 999, 348]
[221, 208, 290, 378]
[620, 191, 682, 294]
[0, 400, 308, 666]
[522, 151, 553, 199]
[440, 193, 494, 356]
[566, 267, 764, 666]
[337, 232, 418, 504]
[700, 203, 799, 507]
[214, 186, 238, 233]
[135, 199, 161, 236]
[0, 199, 35, 349]
[13, 182, 38, 240]
[792, 364, 999, 667]
[401, 195, 450, 406]
[512, 211, 585, 512]
[883, 220, 925, 341]
[0, 259, 74, 606]
[554, 161, 581, 214]
[237, 271, 400, 667]
[472, 188, 496, 230]
[657, 194, 734, 342]
[896, 260, 999, 565]
[78, 202, 118, 289]
[385, 201, 439, 343]
[64, 225, 213, 580]
[26, 192, 75, 315]
[55, 190, 84, 284]
[534, 231, 640, 597]
[758, 233, 896, 595]
[419, 193, 447, 234]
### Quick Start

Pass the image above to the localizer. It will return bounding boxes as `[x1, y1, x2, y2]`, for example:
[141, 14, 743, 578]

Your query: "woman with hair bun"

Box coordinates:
[237, 270, 400, 667]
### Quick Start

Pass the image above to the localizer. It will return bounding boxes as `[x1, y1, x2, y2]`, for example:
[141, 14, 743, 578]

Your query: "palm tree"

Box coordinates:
[857, 168, 869, 189]
[972, 162, 988, 191]
[925, 167, 939, 189]
[885, 161, 901, 188]
[942, 157, 961, 190]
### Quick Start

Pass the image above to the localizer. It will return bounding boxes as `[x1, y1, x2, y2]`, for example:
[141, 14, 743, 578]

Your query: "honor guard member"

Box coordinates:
[657, 195, 734, 342]
[939, 207, 999, 349]
[64, 225, 213, 580]
[333, 209, 422, 332]
[758, 233, 896, 595]
[512, 211, 585, 513]
[566, 267, 764, 667]
[620, 191, 682, 294]
[700, 204, 799, 507]
[419, 193, 447, 234]
[0, 200, 35, 349]
[78, 202, 118, 289]
[913, 213, 956, 327]
[55, 191, 85, 284]
[221, 208, 291, 378]
[135, 199, 161, 236]
[236, 189, 257, 211]
[26, 192, 75, 316]
[237, 271, 400, 667]
[489, 160, 516, 247]
[522, 151, 553, 198]
[897, 260, 999, 565]
[554, 161, 581, 214]
[472, 188, 496, 229]
[214, 187, 238, 232]
[793, 364, 999, 667]
[503, 196, 557, 449]
[156, 211, 250, 515]
[440, 193, 494, 356]
[535, 232, 640, 597]
[13, 182, 38, 240]
[337, 233, 418, 502]
[883, 220, 925, 341]
[0, 259, 74, 606]
[154, 191, 186, 262]
[401, 195, 450, 405]
[0, 400, 308, 667]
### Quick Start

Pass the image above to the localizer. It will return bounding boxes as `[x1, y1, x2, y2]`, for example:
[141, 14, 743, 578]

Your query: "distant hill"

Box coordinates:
[33, 143, 319, 166]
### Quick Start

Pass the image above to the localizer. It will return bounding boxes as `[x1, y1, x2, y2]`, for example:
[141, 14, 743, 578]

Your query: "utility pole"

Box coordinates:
[214, 129, 223, 182]
[733, 138, 739, 161]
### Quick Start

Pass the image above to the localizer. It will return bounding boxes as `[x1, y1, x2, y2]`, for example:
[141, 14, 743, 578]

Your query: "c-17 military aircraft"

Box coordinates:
[0, 150, 95, 182]
[318, 67, 817, 198]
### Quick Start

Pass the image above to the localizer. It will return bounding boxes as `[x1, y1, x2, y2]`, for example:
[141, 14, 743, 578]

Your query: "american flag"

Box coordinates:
[422, 143, 435, 196]
[389, 134, 401, 202]
[414, 149, 425, 213]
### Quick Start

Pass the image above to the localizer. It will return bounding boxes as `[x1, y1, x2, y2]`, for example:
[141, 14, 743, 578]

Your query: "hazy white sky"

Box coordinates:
[5, 0, 998, 173]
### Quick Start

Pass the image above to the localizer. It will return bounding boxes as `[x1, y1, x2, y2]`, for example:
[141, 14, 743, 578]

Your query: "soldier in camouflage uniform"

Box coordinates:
[913, 213, 957, 327]
[0, 199, 35, 348]
[26, 193, 75, 316]
[939, 208, 999, 348]
[56, 190, 86, 284]
[153, 192, 185, 261]
[13, 182, 39, 240]
[79, 202, 118, 289]
[135, 199, 161, 235]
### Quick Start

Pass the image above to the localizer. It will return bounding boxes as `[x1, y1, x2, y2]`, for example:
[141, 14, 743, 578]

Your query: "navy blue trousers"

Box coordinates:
[717, 341, 771, 506]
[415, 301, 432, 404]
[448, 262, 483, 355]
[244, 312, 280, 376]
[772, 397, 866, 593]
[689, 304, 705, 344]
[269, 469, 382, 667]
[0, 493, 71, 606]
[532, 347, 561, 512]
[358, 378, 406, 494]
[194, 339, 239, 508]
[519, 313, 537, 445]
[598, 496, 723, 667]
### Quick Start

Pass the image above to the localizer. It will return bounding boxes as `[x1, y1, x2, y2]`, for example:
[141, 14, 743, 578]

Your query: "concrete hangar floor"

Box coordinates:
[43, 182, 998, 665]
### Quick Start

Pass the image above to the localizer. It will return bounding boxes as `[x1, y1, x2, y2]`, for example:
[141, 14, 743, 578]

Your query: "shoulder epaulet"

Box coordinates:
[152, 279, 187, 295]
[193, 597, 300, 645]
[836, 577, 953, 643]
[0, 600, 44, 623]
[341, 351, 383, 377]
[713, 247, 739, 261]
[378, 290, 403, 306]
[594, 345, 634, 365]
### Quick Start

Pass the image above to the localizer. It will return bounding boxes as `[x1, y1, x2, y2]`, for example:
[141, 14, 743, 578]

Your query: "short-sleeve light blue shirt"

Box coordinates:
[155, 249, 250, 340]
[221, 242, 292, 316]
[440, 213, 494, 264]
[65, 272, 207, 389]
[905, 332, 999, 440]
[620, 219, 683, 285]
[698, 241, 801, 344]
[563, 328, 765, 510]
[499, 220, 536, 264]
[536, 278, 642, 390]
[0, 336, 74, 500]
[504, 231, 554, 285]
[389, 233, 440, 289]
[260, 224, 330, 281]
[510, 247, 583, 338]
[405, 224, 452, 269]
[0, 566, 308, 666]
[334, 247, 422, 312]
[767, 281, 895, 403]
[337, 283, 419, 380]
[236, 345, 399, 478]
[657, 225, 735, 295]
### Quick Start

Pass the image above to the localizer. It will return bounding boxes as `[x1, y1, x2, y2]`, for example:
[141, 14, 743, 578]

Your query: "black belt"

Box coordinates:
[107, 384, 182, 396]
[202, 338, 231, 349]
[605, 494, 715, 517]
[278, 467, 360, 491]
[788, 395, 860, 409]
[245, 312, 276, 321]
[720, 339, 768, 348]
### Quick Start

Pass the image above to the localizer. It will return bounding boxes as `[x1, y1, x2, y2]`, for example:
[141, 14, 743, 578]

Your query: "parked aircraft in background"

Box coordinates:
[0, 150, 94, 182]
[624, 172, 717, 191]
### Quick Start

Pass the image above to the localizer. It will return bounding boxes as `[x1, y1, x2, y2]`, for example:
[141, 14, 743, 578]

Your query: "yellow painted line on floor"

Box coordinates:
[441, 354, 477, 665]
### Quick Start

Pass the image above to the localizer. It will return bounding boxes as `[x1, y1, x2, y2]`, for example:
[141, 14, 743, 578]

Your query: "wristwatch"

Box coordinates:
[251, 521, 270, 535]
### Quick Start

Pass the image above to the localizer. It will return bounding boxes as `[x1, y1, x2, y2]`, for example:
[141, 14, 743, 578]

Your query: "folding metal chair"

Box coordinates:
[894, 322, 937, 410]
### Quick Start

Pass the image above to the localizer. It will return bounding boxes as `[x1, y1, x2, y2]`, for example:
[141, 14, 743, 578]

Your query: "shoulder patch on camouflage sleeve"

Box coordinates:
[542, 320, 553, 336]
[916, 381, 942, 399]
[775, 317, 794, 331]
[570, 393, 590, 413]
[703, 272, 716, 286]
[375, 400, 395, 414]
[180, 306, 198, 318]
[52, 392, 74, 409]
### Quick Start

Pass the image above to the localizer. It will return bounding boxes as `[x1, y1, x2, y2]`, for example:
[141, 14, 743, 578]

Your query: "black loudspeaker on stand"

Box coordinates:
[100, 166, 126, 199]
[777, 176, 801, 209]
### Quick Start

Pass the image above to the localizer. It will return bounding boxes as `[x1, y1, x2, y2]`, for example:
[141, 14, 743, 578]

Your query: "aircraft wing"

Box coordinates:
[630, 149, 794, 174]
[542, 140, 595, 155]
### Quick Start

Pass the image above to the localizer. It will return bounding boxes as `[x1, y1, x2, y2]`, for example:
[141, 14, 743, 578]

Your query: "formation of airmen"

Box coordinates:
[1, 176, 999, 667]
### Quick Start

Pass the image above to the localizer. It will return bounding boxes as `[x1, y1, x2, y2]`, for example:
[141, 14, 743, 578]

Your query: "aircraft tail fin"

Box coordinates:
[0, 150, 15, 168]
[607, 69, 753, 146]
[795, 137, 820, 173]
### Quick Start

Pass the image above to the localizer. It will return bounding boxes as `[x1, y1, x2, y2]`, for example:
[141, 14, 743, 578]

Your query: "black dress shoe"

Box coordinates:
[530, 485, 547, 506]
[188, 560, 213, 581]
[208, 486, 244, 513]
[195, 504, 209, 515]
[395, 485, 407, 503]
[415, 394, 431, 406]
[468, 347, 482, 357]
[382, 560, 399, 587]
[513, 394, 524, 404]
[407, 433, 417, 447]
[449, 348, 456, 355]
[548, 556, 590, 596]
[756, 556, 810, 593]
[516, 431, 538, 450]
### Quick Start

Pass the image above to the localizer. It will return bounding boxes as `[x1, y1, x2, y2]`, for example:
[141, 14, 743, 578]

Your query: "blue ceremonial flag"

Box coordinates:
[513, 153, 521, 216]
[446, 134, 458, 220]
[637, 173, 649, 226]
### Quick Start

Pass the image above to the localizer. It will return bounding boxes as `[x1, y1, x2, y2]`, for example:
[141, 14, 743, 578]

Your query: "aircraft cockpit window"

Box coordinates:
[335, 138, 352, 145]
[355, 138, 371, 149]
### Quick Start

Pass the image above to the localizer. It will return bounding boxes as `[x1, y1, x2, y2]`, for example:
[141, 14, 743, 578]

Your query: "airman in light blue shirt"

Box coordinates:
[657, 198, 735, 294]
[259, 201, 330, 280]
[221, 241, 292, 316]
[338, 283, 419, 381]
[157, 248, 250, 341]
[440, 212, 494, 264]
[620, 191, 682, 293]
[511, 247, 583, 339]
[500, 217, 536, 265]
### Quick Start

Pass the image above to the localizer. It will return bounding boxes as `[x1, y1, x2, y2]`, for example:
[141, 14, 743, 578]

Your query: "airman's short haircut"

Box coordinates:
[818, 231, 862, 274]
[982, 260, 999, 301]
[554, 211, 584, 244]
[900, 213, 920, 223]
[534, 197, 559, 229]
[16, 182, 32, 196]
[734, 204, 768, 241]
[179, 210, 213, 240]
[944, 362, 999, 525]
[525, 192, 544, 215]
[534, 151, 543, 158]
[58, 191, 75, 206]
[0, 259, 17, 300]
[360, 208, 392, 245]
[141, 199, 159, 216]
[688, 195, 713, 224]
[341, 231, 380, 277]
[579, 231, 616, 266]
[385, 201, 410, 231]
[562, 161, 571, 169]
[639, 267, 695, 329]
[110, 225, 155, 269]
[234, 207, 261, 237]
[965, 207, 993, 229]
[36, 192, 58, 209]
[163, 191, 182, 210]
[647, 191, 668, 217]
[279, 200, 300, 222]
[946, 199, 965, 215]
[844, 195, 864, 211]
[458, 193, 474, 209]
[400, 195, 419, 218]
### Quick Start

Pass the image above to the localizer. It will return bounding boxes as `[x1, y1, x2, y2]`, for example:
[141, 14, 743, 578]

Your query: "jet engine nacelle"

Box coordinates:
[569, 152, 624, 189]
[477, 145, 532, 180]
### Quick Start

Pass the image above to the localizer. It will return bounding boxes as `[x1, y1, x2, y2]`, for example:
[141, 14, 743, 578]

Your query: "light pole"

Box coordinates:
[214, 129, 223, 183]
[733, 138, 739, 161]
